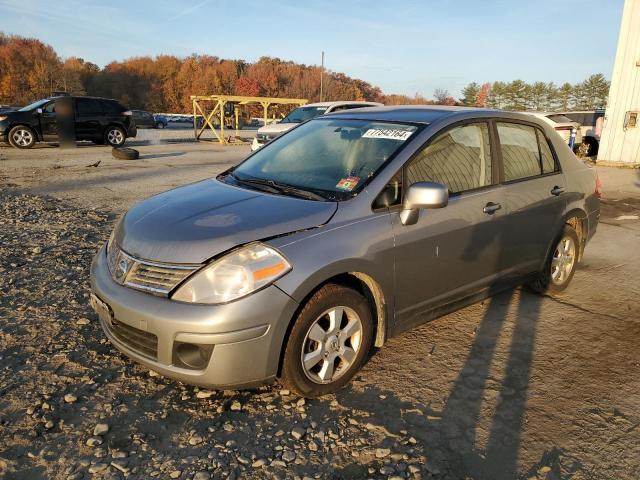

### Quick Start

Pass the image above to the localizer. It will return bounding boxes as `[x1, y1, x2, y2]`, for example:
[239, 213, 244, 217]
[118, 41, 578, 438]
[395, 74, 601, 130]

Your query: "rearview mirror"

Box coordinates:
[400, 181, 449, 226]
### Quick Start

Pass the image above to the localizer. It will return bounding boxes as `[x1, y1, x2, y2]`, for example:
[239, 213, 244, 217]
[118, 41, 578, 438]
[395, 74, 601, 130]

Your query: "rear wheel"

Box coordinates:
[279, 284, 374, 397]
[529, 225, 579, 294]
[8, 125, 36, 149]
[104, 126, 126, 147]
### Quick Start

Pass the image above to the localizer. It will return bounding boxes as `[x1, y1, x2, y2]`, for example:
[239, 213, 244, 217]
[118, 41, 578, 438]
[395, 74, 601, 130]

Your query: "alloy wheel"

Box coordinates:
[107, 129, 124, 145]
[12, 128, 33, 147]
[301, 306, 363, 384]
[551, 236, 576, 285]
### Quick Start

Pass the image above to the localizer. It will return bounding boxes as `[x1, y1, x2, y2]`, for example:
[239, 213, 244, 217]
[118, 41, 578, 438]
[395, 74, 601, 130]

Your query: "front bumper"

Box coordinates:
[90, 245, 299, 388]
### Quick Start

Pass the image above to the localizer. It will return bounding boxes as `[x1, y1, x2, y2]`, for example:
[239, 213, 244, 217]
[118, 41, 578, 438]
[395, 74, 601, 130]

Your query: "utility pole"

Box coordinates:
[320, 51, 324, 102]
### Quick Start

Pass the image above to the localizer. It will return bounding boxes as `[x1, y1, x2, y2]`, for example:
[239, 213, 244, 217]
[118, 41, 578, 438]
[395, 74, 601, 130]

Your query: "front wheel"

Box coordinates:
[279, 284, 374, 397]
[104, 126, 126, 147]
[8, 125, 36, 149]
[529, 225, 580, 294]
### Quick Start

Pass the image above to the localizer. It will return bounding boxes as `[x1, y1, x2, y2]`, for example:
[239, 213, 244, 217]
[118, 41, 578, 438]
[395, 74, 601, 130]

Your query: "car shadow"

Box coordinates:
[335, 286, 543, 479]
[140, 152, 186, 160]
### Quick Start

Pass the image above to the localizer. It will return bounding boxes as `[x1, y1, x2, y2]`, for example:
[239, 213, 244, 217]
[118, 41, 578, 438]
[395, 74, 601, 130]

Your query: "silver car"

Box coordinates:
[90, 106, 600, 397]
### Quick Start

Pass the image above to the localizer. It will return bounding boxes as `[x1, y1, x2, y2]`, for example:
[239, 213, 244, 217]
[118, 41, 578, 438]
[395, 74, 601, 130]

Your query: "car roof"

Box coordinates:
[304, 100, 383, 108]
[557, 109, 605, 114]
[322, 105, 500, 124]
[47, 95, 121, 103]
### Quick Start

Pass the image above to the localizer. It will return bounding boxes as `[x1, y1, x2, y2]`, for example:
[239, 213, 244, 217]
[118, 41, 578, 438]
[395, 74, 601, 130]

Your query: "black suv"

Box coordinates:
[0, 96, 137, 149]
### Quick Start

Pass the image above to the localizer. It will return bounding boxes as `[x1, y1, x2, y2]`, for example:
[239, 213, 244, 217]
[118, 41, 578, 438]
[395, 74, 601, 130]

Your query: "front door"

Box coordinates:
[392, 121, 505, 330]
[39, 101, 58, 140]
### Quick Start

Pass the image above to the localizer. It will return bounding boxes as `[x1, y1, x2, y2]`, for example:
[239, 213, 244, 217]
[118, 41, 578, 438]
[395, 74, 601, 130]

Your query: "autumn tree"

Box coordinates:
[476, 82, 491, 107]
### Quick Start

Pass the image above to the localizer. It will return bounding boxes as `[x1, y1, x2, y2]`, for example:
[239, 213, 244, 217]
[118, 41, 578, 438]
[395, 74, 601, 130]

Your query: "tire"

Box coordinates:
[529, 225, 580, 295]
[279, 284, 374, 397]
[584, 137, 599, 157]
[112, 147, 139, 160]
[104, 126, 126, 147]
[156, 122, 165, 129]
[8, 125, 36, 149]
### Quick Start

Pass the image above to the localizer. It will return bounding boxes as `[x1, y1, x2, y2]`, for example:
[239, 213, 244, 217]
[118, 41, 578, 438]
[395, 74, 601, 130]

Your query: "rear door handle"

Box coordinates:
[551, 186, 565, 196]
[483, 202, 502, 214]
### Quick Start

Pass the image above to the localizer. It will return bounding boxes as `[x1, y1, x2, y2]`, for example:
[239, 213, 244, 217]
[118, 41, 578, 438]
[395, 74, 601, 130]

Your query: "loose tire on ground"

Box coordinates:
[112, 147, 139, 160]
[279, 283, 374, 398]
[105, 126, 126, 147]
[529, 224, 580, 295]
[8, 125, 36, 149]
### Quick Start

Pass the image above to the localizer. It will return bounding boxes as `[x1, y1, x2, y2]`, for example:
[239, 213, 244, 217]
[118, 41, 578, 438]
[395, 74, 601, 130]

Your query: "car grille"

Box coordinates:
[105, 317, 158, 360]
[107, 245, 200, 296]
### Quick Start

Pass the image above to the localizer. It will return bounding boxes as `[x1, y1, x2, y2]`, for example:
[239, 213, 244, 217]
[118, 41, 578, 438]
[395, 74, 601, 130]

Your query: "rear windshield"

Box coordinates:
[546, 114, 574, 124]
[280, 106, 329, 124]
[229, 118, 419, 200]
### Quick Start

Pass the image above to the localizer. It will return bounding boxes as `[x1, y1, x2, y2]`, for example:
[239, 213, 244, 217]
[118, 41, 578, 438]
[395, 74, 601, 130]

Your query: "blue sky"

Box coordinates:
[0, 0, 624, 99]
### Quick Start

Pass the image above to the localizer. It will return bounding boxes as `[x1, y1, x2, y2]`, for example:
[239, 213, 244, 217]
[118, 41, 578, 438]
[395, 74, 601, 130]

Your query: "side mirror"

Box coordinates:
[37, 108, 43, 114]
[400, 182, 449, 226]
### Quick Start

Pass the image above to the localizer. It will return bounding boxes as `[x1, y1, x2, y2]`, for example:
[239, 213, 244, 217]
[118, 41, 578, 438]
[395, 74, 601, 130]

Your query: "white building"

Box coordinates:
[597, 0, 640, 164]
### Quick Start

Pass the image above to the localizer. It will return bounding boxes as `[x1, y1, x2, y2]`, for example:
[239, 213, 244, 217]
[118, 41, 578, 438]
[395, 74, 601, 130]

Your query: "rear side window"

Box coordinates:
[406, 122, 492, 194]
[538, 131, 557, 174]
[497, 122, 558, 181]
[103, 100, 126, 114]
[76, 98, 103, 115]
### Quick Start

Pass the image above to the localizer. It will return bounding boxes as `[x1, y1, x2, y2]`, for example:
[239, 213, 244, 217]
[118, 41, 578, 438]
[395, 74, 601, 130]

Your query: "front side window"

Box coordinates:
[497, 122, 558, 181]
[406, 122, 492, 194]
[229, 119, 418, 200]
[19, 99, 50, 112]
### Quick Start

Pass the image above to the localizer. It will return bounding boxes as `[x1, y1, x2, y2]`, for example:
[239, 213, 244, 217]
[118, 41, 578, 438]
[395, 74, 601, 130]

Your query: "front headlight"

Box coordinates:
[172, 243, 291, 304]
[106, 229, 117, 274]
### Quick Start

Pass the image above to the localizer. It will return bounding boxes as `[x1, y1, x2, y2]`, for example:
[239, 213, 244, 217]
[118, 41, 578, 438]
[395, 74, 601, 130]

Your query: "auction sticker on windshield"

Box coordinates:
[362, 128, 413, 141]
[336, 176, 360, 191]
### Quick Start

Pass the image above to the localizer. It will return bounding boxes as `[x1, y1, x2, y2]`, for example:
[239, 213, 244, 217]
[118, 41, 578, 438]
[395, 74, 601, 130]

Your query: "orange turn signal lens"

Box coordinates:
[252, 262, 286, 281]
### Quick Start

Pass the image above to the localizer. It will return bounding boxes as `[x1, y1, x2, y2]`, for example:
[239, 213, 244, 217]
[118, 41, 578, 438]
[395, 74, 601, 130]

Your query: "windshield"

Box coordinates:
[229, 118, 419, 200]
[19, 99, 51, 112]
[280, 106, 329, 124]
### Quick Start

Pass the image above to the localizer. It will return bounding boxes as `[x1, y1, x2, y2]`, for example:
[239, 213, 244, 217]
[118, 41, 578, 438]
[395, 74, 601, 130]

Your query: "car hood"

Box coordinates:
[257, 123, 297, 135]
[116, 178, 337, 264]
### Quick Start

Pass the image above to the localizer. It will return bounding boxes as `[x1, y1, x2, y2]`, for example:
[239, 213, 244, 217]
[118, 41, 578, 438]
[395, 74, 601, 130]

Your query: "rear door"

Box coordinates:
[392, 121, 506, 330]
[75, 98, 104, 139]
[495, 121, 566, 276]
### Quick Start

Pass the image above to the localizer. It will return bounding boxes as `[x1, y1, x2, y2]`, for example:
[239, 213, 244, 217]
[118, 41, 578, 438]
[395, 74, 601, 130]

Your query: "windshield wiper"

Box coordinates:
[231, 174, 327, 201]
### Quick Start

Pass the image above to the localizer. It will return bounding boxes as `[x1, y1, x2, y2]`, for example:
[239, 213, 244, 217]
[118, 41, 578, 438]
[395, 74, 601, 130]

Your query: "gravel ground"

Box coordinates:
[1, 145, 639, 479]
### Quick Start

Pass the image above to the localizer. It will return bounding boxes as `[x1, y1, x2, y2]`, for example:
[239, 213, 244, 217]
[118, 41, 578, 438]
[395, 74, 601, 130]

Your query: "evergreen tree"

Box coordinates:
[504, 80, 528, 110]
[556, 82, 573, 110]
[528, 81, 548, 110]
[460, 82, 480, 106]
[486, 81, 506, 109]
[575, 74, 610, 109]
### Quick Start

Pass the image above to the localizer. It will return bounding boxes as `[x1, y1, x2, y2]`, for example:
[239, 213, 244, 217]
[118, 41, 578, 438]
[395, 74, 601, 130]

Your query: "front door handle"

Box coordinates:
[483, 202, 502, 214]
[551, 186, 565, 196]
